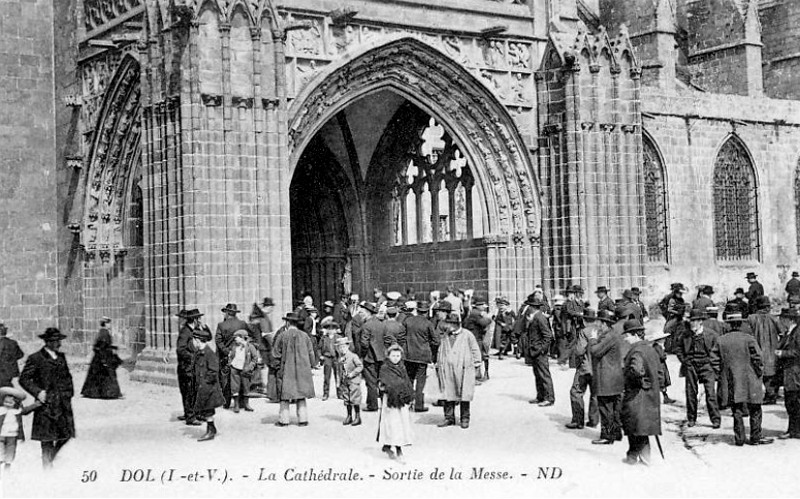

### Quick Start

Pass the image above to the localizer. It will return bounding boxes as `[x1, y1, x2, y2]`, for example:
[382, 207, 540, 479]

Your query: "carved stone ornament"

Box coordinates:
[287, 37, 541, 238]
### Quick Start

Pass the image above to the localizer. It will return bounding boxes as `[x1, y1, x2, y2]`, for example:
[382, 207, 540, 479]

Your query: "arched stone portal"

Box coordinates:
[288, 37, 542, 307]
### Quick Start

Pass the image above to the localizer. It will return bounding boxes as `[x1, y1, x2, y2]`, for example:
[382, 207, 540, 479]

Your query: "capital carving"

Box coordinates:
[621, 124, 637, 134]
[232, 96, 254, 109]
[201, 94, 223, 107]
[250, 27, 262, 41]
[262, 97, 280, 109]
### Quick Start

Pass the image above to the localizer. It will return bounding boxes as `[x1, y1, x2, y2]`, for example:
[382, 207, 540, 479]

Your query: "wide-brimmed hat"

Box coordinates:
[622, 289, 633, 300]
[222, 303, 241, 314]
[780, 308, 800, 319]
[176, 308, 204, 319]
[671, 282, 687, 292]
[793, 271, 799, 278]
[495, 296, 510, 306]
[282, 312, 303, 323]
[335, 337, 351, 346]
[630, 287, 641, 295]
[360, 302, 378, 314]
[755, 295, 771, 310]
[688, 309, 708, 321]
[646, 330, 670, 342]
[725, 312, 744, 322]
[0, 387, 27, 402]
[39, 327, 67, 341]
[572, 285, 584, 294]
[734, 288, 745, 295]
[444, 312, 461, 324]
[525, 297, 545, 308]
[702, 285, 715, 295]
[746, 272, 758, 279]
[261, 297, 275, 307]
[622, 319, 645, 335]
[192, 328, 212, 341]
[596, 309, 616, 324]
[596, 286, 609, 294]
[583, 308, 598, 323]
[616, 303, 638, 320]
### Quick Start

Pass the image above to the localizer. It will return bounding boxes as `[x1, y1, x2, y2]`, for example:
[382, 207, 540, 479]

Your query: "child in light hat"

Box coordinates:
[336, 337, 363, 426]
[229, 330, 258, 413]
[0, 387, 36, 476]
[320, 318, 342, 401]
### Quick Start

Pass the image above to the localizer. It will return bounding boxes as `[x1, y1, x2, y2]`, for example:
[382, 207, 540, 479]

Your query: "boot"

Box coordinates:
[198, 421, 217, 442]
[343, 405, 353, 426]
[483, 360, 490, 381]
[351, 406, 362, 426]
[438, 401, 456, 427]
[232, 399, 240, 414]
[662, 391, 676, 404]
[460, 401, 471, 429]
[242, 397, 254, 412]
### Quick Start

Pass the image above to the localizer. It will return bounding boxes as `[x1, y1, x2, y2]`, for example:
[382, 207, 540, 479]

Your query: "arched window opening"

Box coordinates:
[642, 135, 669, 263]
[713, 137, 759, 261]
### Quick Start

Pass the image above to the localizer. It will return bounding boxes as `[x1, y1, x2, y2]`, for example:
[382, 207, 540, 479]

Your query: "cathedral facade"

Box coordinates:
[1, 0, 799, 381]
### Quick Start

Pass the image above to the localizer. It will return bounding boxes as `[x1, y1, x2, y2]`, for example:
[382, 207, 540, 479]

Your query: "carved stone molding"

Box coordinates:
[261, 98, 280, 109]
[201, 93, 223, 107]
[232, 96, 254, 109]
[288, 38, 541, 238]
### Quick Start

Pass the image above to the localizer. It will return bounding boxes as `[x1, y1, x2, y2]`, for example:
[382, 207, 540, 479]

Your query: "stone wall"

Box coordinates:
[0, 0, 59, 345]
[760, 0, 800, 100]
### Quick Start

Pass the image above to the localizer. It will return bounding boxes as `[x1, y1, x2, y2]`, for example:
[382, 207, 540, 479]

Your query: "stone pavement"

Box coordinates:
[2, 353, 796, 498]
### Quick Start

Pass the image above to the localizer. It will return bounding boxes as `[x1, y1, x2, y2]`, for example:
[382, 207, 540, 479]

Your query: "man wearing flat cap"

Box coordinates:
[677, 309, 721, 428]
[216, 303, 250, 409]
[19, 328, 75, 468]
[711, 313, 773, 446]
[747, 295, 784, 405]
[777, 307, 800, 439]
[620, 319, 662, 465]
[786, 272, 800, 307]
[359, 302, 395, 412]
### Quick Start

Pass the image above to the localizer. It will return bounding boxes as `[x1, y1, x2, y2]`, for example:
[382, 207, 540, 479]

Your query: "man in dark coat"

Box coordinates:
[0, 323, 24, 388]
[359, 302, 395, 412]
[629, 287, 648, 321]
[777, 307, 800, 439]
[215, 303, 250, 409]
[384, 307, 407, 354]
[274, 312, 317, 426]
[677, 309, 721, 428]
[786, 271, 800, 307]
[526, 298, 554, 406]
[745, 272, 764, 314]
[747, 295, 784, 404]
[596, 286, 616, 315]
[463, 301, 493, 381]
[560, 286, 586, 366]
[692, 285, 715, 313]
[176, 309, 202, 424]
[19, 328, 75, 468]
[661, 283, 688, 353]
[191, 327, 225, 441]
[566, 309, 601, 430]
[404, 302, 438, 412]
[620, 320, 662, 465]
[494, 297, 517, 360]
[725, 288, 750, 320]
[710, 313, 773, 446]
[589, 309, 625, 444]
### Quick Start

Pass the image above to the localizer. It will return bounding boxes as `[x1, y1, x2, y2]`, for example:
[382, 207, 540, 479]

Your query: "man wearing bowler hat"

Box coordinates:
[176, 309, 204, 425]
[19, 328, 75, 468]
[711, 313, 773, 446]
[566, 309, 600, 430]
[747, 295, 784, 404]
[525, 298, 555, 406]
[692, 285, 715, 313]
[403, 301, 438, 412]
[588, 309, 625, 444]
[745, 272, 764, 314]
[786, 272, 800, 307]
[677, 309, 721, 428]
[596, 286, 616, 315]
[216, 303, 250, 409]
[463, 300, 493, 381]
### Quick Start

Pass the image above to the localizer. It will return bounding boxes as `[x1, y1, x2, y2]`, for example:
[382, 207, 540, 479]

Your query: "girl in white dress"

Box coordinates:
[378, 344, 414, 462]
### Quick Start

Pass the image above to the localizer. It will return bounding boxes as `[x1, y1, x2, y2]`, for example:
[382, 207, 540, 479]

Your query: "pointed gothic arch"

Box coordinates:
[712, 135, 760, 261]
[642, 131, 669, 263]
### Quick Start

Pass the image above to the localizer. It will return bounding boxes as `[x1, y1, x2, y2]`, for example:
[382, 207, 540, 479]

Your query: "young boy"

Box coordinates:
[0, 387, 37, 476]
[192, 328, 225, 441]
[336, 337, 363, 426]
[319, 318, 342, 401]
[228, 330, 258, 413]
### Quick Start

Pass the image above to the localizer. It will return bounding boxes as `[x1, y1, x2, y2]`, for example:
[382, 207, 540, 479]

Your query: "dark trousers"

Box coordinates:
[785, 390, 800, 436]
[763, 375, 780, 403]
[499, 332, 514, 356]
[685, 365, 720, 424]
[41, 439, 69, 468]
[177, 369, 195, 419]
[532, 354, 554, 403]
[405, 361, 428, 409]
[321, 356, 338, 396]
[219, 359, 232, 407]
[557, 334, 574, 365]
[626, 435, 651, 463]
[444, 401, 470, 423]
[363, 360, 382, 410]
[570, 372, 599, 426]
[598, 395, 622, 441]
[733, 402, 762, 445]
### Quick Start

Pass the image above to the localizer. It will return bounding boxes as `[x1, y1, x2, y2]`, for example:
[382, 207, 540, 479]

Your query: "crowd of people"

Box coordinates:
[1, 270, 800, 472]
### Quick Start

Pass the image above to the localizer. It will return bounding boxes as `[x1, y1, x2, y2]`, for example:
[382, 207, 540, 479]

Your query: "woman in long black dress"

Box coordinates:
[81, 318, 123, 399]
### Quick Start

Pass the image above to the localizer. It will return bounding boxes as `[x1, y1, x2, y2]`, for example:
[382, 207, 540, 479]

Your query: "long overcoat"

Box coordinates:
[621, 341, 662, 436]
[273, 326, 316, 401]
[747, 312, 783, 377]
[193, 344, 225, 413]
[436, 328, 481, 402]
[711, 330, 764, 407]
[19, 348, 75, 441]
[0, 336, 24, 386]
[589, 327, 624, 396]
[779, 325, 800, 392]
[404, 315, 438, 364]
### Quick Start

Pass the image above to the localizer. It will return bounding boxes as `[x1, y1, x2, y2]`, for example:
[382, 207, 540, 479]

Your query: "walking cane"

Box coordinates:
[375, 396, 383, 442]
[655, 435, 665, 460]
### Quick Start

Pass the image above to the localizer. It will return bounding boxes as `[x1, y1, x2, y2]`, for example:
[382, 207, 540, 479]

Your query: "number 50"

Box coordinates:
[81, 470, 97, 483]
